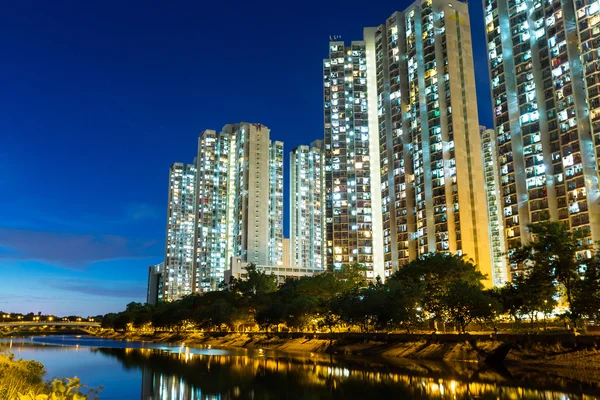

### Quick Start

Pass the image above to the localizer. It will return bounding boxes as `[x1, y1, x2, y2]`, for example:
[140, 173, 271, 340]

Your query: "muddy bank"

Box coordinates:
[95, 330, 600, 368]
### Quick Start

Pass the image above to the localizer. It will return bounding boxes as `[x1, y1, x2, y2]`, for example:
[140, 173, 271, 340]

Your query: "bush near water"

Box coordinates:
[0, 353, 99, 400]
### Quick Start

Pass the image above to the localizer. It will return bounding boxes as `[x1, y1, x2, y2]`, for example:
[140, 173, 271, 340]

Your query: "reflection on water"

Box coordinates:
[2, 336, 599, 399]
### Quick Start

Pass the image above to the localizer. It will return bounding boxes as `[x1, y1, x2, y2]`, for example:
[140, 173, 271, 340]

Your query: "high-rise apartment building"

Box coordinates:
[290, 141, 326, 271]
[269, 140, 285, 267]
[163, 163, 196, 301]
[324, 41, 384, 279]
[159, 123, 284, 297]
[194, 130, 232, 292]
[481, 127, 508, 286]
[190, 123, 284, 293]
[484, 0, 600, 277]
[326, 0, 491, 283]
[224, 123, 284, 267]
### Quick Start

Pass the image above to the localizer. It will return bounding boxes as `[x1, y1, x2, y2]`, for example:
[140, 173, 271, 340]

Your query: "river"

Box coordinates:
[1, 335, 599, 399]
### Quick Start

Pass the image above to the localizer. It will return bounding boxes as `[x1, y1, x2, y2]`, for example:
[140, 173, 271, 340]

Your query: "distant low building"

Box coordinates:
[224, 256, 319, 286]
[147, 262, 164, 305]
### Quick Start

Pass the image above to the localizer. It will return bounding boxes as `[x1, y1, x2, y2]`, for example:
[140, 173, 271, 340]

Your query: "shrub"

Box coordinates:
[0, 354, 100, 400]
[17, 377, 101, 400]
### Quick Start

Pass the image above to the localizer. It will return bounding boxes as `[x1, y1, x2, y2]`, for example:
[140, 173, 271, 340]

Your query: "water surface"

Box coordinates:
[1, 335, 598, 399]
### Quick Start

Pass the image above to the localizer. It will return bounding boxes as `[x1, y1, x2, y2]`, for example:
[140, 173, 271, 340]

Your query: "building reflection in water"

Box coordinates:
[95, 347, 600, 400]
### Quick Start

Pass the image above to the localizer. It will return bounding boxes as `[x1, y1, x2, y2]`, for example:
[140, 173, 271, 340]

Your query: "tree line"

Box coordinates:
[102, 222, 600, 333]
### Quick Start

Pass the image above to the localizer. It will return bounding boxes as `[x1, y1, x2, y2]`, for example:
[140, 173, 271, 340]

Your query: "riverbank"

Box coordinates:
[96, 330, 600, 369]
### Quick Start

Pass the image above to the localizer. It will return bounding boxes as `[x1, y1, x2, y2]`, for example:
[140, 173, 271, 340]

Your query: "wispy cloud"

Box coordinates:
[0, 228, 159, 270]
[48, 279, 146, 299]
[125, 203, 160, 222]
[0, 202, 161, 232]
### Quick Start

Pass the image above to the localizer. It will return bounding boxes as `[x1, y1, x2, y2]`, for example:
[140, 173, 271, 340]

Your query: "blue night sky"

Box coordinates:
[0, 0, 492, 316]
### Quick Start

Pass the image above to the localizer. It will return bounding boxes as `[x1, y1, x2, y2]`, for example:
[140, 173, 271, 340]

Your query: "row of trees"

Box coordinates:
[0, 312, 101, 323]
[104, 253, 500, 333]
[102, 222, 600, 334]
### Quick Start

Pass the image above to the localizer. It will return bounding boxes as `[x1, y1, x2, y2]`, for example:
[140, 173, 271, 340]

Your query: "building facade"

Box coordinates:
[290, 141, 326, 271]
[224, 123, 284, 267]
[183, 123, 285, 293]
[481, 127, 508, 286]
[484, 0, 600, 278]
[324, 41, 384, 279]
[163, 163, 197, 301]
[225, 257, 319, 286]
[193, 130, 232, 292]
[269, 140, 285, 267]
[146, 262, 164, 305]
[323, 0, 491, 283]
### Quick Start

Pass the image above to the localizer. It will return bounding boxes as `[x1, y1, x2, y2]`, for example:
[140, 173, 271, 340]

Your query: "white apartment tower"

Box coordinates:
[224, 123, 284, 267]
[163, 163, 197, 301]
[194, 130, 232, 292]
[290, 140, 326, 271]
[190, 124, 284, 291]
[366, 1, 491, 284]
[161, 124, 284, 297]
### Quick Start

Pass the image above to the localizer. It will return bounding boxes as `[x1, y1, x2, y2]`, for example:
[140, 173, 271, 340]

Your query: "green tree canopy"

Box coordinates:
[390, 253, 487, 323]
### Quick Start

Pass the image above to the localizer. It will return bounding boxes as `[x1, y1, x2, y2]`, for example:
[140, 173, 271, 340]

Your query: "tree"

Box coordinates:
[330, 263, 368, 290]
[390, 253, 488, 325]
[337, 285, 378, 332]
[442, 281, 499, 333]
[384, 279, 425, 333]
[296, 273, 343, 332]
[101, 313, 118, 329]
[113, 313, 131, 331]
[193, 291, 249, 331]
[572, 253, 600, 321]
[511, 221, 583, 313]
[502, 270, 556, 327]
[497, 283, 524, 322]
[151, 301, 183, 330]
[229, 264, 278, 299]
